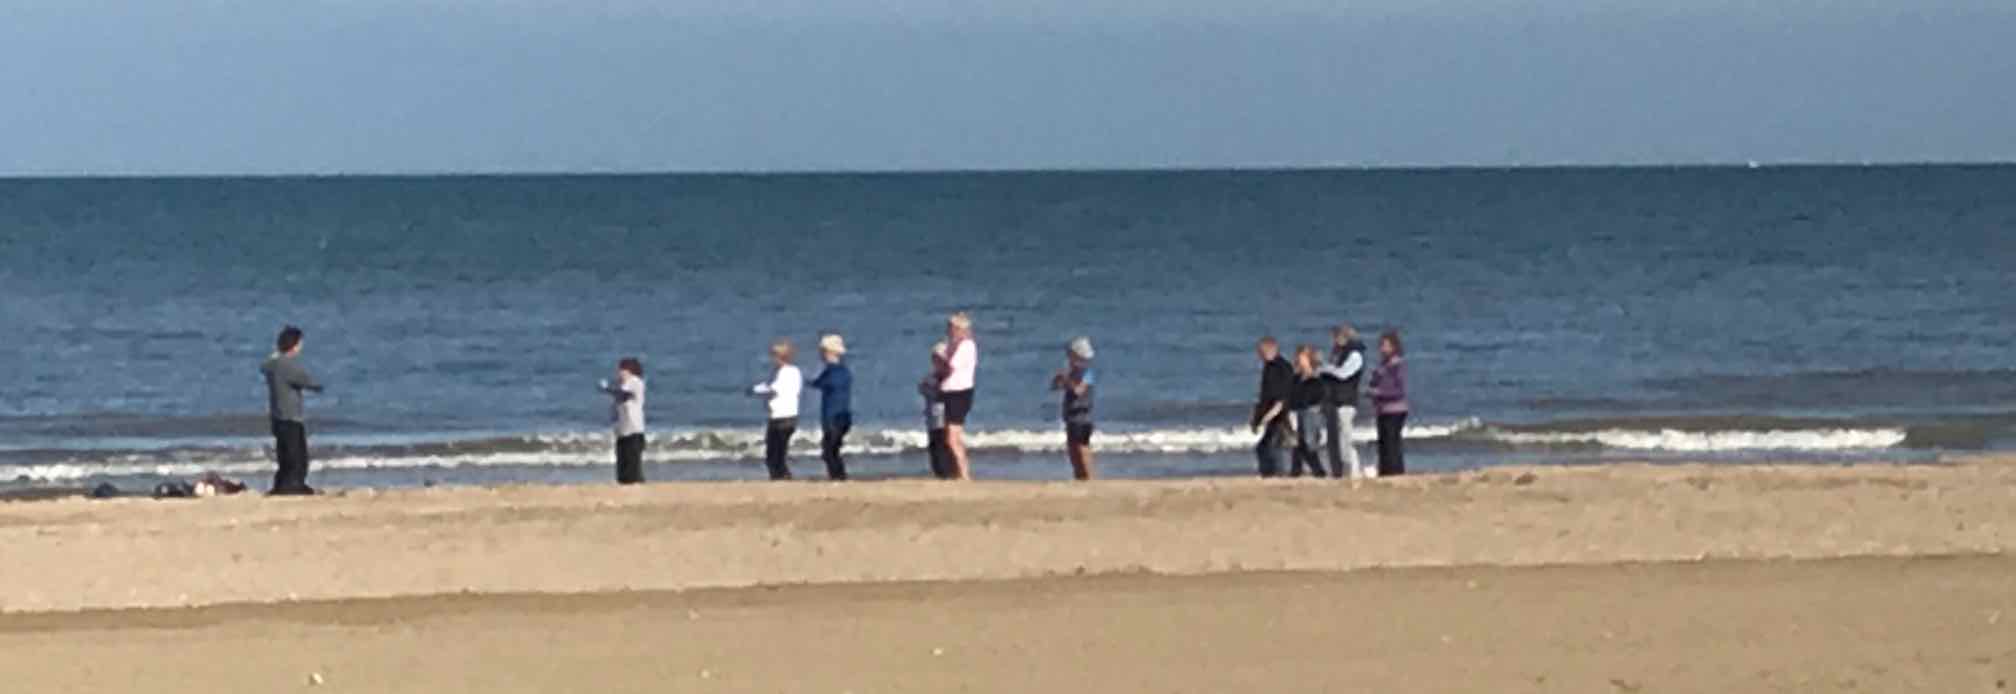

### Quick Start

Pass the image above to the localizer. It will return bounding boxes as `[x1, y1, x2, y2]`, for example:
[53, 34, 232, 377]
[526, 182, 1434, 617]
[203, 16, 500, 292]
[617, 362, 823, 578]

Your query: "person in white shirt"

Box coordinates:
[598, 357, 648, 484]
[749, 339, 802, 480]
[939, 312, 978, 480]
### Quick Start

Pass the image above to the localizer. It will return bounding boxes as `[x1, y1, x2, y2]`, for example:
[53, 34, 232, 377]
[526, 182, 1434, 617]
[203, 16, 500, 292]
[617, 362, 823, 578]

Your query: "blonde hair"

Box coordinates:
[770, 338, 796, 361]
[947, 312, 972, 332]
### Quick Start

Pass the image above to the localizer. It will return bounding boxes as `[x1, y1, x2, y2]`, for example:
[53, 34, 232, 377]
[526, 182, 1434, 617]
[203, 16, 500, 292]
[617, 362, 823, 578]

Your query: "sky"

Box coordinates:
[2, 1, 2012, 175]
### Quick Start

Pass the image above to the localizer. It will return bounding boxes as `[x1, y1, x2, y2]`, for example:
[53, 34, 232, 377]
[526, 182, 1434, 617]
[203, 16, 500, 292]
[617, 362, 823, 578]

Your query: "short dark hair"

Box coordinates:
[276, 325, 304, 352]
[1380, 330, 1404, 356]
[618, 357, 643, 377]
[1257, 336, 1278, 347]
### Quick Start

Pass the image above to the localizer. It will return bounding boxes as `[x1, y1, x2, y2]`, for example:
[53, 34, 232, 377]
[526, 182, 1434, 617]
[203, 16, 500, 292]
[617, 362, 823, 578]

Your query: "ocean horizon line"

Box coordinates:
[4, 159, 2014, 182]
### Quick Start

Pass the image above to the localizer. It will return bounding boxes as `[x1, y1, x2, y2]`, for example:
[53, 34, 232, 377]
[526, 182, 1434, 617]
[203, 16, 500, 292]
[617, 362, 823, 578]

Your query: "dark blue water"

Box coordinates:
[2, 166, 2013, 489]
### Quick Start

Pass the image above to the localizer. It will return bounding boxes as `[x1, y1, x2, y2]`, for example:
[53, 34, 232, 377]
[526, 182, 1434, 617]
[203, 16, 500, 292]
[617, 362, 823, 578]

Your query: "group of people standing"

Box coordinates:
[1250, 325, 1409, 480]
[595, 312, 1016, 484]
[258, 316, 1407, 493]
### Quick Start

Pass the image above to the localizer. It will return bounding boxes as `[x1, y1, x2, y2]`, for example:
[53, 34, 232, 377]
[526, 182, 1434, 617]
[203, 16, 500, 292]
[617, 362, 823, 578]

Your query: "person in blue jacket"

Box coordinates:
[809, 334, 854, 481]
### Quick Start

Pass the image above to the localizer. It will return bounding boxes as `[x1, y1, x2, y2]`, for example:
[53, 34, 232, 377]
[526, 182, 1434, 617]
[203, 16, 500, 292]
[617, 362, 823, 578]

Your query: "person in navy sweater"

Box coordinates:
[809, 334, 854, 481]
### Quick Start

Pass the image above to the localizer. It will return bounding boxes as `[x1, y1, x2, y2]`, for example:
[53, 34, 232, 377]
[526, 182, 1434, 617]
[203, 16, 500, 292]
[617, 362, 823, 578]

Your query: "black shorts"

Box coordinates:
[942, 389, 975, 426]
[1066, 423, 1094, 446]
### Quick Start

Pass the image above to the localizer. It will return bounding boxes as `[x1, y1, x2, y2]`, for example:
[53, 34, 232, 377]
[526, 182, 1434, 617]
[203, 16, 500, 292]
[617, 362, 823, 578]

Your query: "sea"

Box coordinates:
[2, 166, 2013, 492]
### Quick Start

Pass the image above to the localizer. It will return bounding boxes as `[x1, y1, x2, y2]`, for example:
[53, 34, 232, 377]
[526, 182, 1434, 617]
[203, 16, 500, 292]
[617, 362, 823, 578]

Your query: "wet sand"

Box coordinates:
[3, 557, 2013, 693]
[3, 460, 2014, 691]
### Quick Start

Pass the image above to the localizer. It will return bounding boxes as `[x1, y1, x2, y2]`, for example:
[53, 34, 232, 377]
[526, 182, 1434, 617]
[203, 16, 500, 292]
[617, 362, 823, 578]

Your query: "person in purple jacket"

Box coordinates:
[1367, 330, 1410, 477]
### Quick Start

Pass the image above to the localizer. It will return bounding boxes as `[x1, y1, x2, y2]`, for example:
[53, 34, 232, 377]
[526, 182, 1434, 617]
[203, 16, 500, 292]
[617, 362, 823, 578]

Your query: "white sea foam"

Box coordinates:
[1481, 427, 1907, 452]
[2, 420, 1911, 482]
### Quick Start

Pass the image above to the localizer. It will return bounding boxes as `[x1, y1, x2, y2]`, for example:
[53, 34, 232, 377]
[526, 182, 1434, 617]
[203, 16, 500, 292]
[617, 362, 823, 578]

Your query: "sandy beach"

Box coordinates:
[4, 460, 2014, 692]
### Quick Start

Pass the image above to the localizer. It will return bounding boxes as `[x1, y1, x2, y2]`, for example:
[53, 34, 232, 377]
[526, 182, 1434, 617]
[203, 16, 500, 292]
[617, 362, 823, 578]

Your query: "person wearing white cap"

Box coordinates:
[1049, 336, 1098, 480]
[808, 333, 853, 481]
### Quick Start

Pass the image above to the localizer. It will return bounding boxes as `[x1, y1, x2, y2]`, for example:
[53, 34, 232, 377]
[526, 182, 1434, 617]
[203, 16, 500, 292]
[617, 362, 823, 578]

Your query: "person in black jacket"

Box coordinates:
[1288, 344, 1331, 478]
[1319, 324, 1369, 478]
[1249, 336, 1296, 477]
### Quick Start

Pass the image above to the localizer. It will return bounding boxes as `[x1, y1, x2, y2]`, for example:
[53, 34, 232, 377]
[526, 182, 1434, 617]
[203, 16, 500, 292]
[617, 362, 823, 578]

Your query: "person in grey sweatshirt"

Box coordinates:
[260, 325, 323, 495]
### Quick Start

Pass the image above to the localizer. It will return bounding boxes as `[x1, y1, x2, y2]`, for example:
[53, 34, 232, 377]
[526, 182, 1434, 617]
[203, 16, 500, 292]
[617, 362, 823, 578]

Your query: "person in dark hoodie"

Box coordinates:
[809, 334, 853, 481]
[1288, 344, 1331, 478]
[260, 325, 323, 496]
[1248, 336, 1296, 478]
[1319, 324, 1369, 479]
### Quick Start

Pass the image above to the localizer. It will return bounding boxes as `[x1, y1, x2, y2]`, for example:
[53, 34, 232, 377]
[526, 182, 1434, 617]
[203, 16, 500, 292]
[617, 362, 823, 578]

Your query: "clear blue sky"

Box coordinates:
[3, 1, 2012, 175]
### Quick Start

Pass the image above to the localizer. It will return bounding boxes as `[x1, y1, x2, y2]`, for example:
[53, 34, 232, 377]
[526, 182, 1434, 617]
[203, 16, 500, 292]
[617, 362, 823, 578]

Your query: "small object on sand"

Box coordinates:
[686, 609, 700, 621]
[90, 483, 121, 499]
[932, 648, 945, 656]
[698, 669, 713, 680]
[1513, 472, 1538, 486]
[308, 672, 324, 686]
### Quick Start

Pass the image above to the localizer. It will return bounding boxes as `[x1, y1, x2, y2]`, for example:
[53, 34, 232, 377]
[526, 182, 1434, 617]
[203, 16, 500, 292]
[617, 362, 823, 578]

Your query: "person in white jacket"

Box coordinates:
[749, 338, 803, 481]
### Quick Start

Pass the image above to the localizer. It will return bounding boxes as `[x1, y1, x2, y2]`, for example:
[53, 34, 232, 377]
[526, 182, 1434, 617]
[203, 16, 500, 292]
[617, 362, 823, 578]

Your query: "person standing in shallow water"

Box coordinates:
[808, 334, 853, 481]
[1248, 336, 1295, 478]
[750, 339, 803, 481]
[598, 357, 647, 484]
[260, 325, 323, 495]
[939, 312, 979, 481]
[1368, 330, 1410, 477]
[1050, 337, 1098, 481]
[1288, 344, 1331, 478]
[1320, 325, 1369, 479]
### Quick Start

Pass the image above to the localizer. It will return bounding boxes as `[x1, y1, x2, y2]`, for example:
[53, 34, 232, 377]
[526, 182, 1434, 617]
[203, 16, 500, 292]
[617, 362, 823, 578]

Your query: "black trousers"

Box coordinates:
[615, 433, 646, 485]
[1254, 421, 1288, 478]
[765, 418, 797, 481]
[821, 414, 852, 481]
[1376, 413, 1408, 477]
[270, 419, 312, 494]
[927, 428, 952, 479]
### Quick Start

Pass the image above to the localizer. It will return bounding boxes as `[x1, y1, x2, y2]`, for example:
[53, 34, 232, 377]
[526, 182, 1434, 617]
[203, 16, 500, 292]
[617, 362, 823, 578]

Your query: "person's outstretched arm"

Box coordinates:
[1318, 351, 1363, 382]
[599, 380, 635, 401]
[286, 361, 324, 393]
[752, 369, 782, 396]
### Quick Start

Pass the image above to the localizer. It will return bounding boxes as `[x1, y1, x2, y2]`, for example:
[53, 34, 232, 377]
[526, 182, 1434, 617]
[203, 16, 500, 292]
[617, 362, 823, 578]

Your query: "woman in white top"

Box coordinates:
[749, 338, 802, 481]
[939, 312, 978, 480]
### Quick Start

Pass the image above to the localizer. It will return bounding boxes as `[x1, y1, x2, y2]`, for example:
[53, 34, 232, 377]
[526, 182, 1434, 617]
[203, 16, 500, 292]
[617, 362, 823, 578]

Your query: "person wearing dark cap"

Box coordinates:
[260, 325, 323, 495]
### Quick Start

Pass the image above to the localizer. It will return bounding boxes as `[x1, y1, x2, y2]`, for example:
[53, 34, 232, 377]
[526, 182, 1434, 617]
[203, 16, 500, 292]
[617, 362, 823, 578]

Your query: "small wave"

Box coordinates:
[1, 421, 1481, 482]
[1476, 427, 1907, 452]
